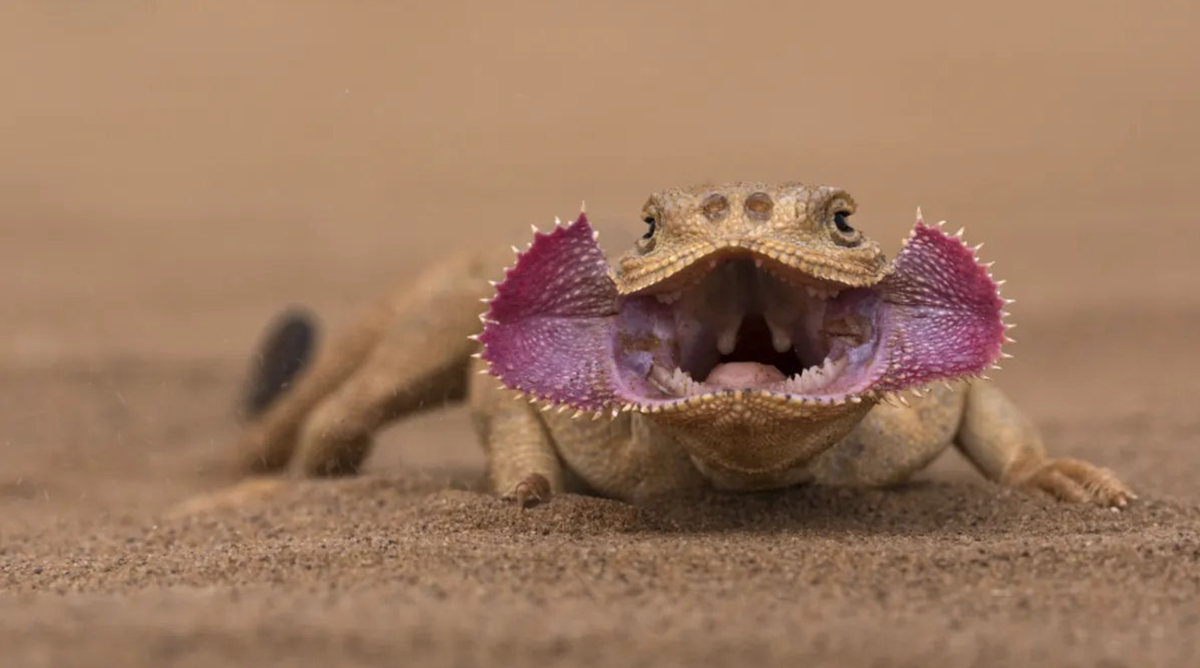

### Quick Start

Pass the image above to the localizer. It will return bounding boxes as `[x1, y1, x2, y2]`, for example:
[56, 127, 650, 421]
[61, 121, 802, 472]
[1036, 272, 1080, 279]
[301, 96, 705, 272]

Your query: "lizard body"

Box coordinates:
[233, 183, 1132, 508]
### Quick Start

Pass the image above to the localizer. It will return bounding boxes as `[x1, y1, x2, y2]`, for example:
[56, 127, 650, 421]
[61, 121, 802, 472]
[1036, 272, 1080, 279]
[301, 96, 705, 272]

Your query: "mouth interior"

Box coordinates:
[619, 257, 881, 402]
[712, 314, 805, 379]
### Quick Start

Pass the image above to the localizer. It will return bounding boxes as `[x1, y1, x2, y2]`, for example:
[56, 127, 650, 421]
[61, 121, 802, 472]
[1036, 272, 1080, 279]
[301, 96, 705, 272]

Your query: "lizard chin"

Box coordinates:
[479, 212, 1009, 428]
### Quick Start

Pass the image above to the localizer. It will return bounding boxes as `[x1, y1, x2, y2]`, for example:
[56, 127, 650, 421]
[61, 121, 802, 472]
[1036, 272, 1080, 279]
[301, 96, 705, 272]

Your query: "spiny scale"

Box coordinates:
[921, 208, 1015, 372]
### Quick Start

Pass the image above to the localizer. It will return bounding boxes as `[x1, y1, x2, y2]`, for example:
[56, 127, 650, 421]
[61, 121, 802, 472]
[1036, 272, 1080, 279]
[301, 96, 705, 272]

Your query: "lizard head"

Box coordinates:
[618, 182, 887, 294]
[479, 182, 1010, 475]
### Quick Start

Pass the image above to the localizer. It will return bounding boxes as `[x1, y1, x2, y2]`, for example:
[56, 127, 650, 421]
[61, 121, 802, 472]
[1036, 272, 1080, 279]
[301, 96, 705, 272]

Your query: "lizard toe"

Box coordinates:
[1017, 457, 1136, 509]
[501, 473, 553, 508]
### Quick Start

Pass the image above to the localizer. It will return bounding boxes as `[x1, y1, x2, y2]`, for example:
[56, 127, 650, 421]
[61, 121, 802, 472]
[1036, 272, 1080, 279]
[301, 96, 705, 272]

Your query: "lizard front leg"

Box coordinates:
[469, 367, 565, 506]
[955, 381, 1135, 507]
[540, 413, 705, 503]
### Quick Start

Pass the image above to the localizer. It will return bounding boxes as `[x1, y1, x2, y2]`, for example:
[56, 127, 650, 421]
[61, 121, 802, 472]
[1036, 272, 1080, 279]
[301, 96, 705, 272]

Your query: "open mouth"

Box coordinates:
[617, 256, 883, 406]
[479, 214, 1008, 416]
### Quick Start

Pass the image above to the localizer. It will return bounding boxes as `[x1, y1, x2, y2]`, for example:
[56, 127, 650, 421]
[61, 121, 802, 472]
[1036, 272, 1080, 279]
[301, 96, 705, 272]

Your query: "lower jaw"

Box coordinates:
[653, 355, 855, 395]
[641, 331, 878, 409]
[640, 391, 876, 473]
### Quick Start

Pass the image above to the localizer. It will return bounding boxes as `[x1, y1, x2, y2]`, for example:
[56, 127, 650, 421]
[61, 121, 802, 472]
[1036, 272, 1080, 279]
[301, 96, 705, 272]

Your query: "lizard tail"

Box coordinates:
[240, 308, 319, 420]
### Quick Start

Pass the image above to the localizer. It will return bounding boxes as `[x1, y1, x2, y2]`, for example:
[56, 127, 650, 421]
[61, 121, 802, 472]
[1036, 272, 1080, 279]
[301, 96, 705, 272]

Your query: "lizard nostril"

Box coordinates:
[744, 192, 773, 221]
[701, 194, 729, 221]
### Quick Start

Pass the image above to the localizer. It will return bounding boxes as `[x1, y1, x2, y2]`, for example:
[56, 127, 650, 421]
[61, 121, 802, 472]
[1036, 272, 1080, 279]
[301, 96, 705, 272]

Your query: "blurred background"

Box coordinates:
[3, 0, 1197, 369]
[3, 4, 1199, 665]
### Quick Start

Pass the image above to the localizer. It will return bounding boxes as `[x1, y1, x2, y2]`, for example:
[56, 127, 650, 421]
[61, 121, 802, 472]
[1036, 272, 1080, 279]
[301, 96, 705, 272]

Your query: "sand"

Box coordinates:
[1, 1, 1199, 666]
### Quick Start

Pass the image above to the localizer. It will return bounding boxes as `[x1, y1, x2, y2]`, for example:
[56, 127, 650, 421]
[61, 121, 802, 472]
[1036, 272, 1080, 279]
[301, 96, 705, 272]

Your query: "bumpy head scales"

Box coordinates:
[617, 182, 890, 295]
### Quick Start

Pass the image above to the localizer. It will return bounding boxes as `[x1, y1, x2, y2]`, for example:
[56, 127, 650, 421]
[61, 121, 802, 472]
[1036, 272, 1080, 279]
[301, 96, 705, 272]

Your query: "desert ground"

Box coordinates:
[2, 1, 1199, 666]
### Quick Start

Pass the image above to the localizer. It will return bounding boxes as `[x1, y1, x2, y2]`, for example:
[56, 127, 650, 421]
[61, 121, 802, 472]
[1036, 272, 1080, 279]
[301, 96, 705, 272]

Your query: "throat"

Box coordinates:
[702, 315, 806, 380]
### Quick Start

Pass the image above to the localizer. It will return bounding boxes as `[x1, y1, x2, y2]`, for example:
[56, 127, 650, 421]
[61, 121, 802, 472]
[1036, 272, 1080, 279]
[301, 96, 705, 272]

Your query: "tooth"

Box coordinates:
[789, 371, 804, 393]
[717, 326, 739, 355]
[802, 367, 820, 393]
[650, 366, 675, 392]
[787, 370, 810, 394]
[768, 322, 792, 353]
[672, 368, 698, 395]
[650, 366, 671, 390]
[788, 371, 802, 393]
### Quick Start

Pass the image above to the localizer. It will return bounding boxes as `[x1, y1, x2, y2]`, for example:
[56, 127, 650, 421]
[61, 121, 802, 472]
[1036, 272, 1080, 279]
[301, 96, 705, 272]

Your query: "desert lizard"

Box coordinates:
[231, 182, 1134, 508]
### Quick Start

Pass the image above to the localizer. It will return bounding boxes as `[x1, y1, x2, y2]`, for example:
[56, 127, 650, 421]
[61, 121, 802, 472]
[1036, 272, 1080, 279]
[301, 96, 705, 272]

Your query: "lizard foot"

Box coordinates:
[1010, 457, 1136, 509]
[501, 473, 552, 508]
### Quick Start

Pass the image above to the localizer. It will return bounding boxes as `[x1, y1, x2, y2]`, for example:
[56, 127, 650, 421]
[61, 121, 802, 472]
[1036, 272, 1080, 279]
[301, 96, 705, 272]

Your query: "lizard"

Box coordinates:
[229, 182, 1134, 509]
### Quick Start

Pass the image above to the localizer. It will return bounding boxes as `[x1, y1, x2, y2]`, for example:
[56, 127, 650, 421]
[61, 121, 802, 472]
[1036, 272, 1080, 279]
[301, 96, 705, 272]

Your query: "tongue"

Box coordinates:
[705, 362, 787, 389]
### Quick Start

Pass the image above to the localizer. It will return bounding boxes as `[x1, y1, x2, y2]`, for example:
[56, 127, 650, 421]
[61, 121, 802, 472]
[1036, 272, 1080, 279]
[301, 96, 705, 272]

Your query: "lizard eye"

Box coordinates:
[642, 215, 657, 239]
[834, 210, 854, 233]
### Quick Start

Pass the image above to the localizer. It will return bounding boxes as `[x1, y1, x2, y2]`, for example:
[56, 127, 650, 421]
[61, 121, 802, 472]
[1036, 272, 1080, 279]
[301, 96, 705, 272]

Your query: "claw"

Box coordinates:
[501, 473, 551, 508]
[1013, 457, 1136, 508]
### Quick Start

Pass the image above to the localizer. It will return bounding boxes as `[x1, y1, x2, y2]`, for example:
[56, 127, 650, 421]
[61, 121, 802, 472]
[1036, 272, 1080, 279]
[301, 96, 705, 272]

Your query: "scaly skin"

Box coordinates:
[229, 182, 1134, 510]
